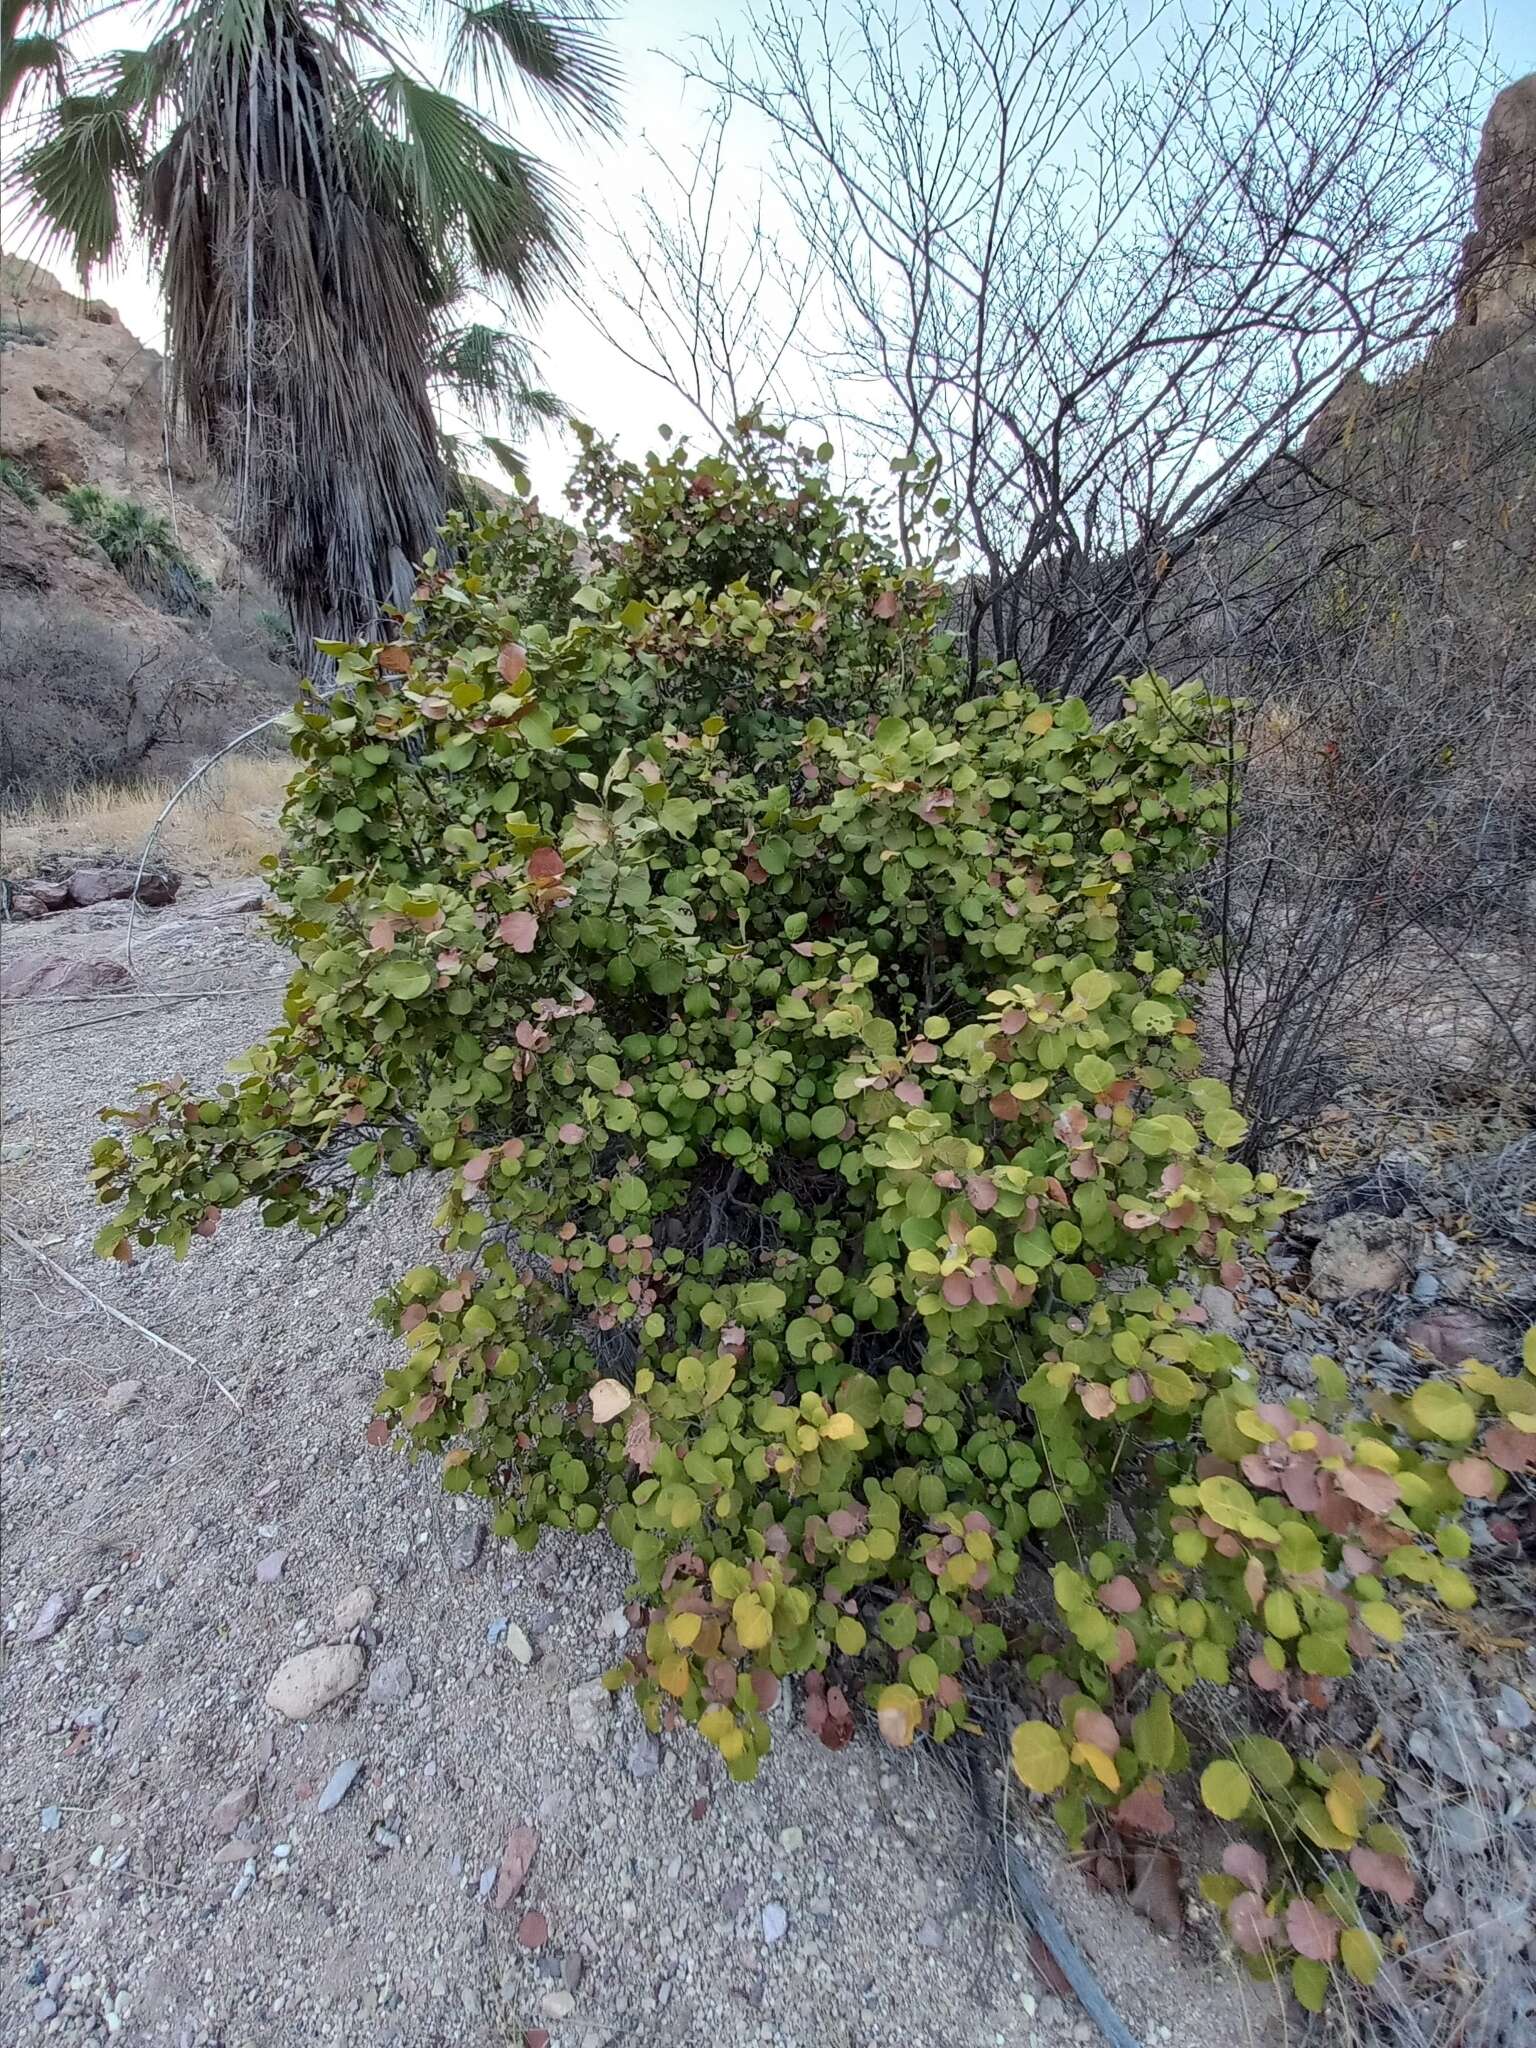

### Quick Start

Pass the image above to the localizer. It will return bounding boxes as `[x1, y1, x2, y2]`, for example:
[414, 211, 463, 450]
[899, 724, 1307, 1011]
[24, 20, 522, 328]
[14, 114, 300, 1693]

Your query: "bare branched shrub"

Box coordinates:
[1196, 321, 1536, 1143]
[707, 0, 1495, 699]
[0, 603, 212, 800]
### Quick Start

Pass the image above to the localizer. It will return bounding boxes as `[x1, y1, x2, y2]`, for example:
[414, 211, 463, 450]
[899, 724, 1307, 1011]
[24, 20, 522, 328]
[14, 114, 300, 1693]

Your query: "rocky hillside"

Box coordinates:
[0, 259, 295, 800]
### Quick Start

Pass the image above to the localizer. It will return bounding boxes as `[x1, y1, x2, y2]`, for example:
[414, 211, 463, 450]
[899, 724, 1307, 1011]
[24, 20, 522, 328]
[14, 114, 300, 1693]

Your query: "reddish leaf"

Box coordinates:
[1026, 1932, 1072, 1996]
[1227, 1891, 1279, 1955]
[1079, 1383, 1116, 1419]
[1114, 1779, 1175, 1837]
[989, 1090, 1021, 1121]
[827, 1509, 861, 1540]
[489, 1824, 537, 1911]
[367, 917, 398, 953]
[557, 1123, 586, 1145]
[376, 642, 412, 673]
[942, 1271, 972, 1307]
[364, 1418, 392, 1447]
[1073, 1707, 1120, 1756]
[1100, 1575, 1141, 1614]
[498, 642, 528, 685]
[1285, 1898, 1339, 1963]
[871, 588, 902, 620]
[517, 1909, 548, 1948]
[1222, 1843, 1269, 1891]
[1337, 1464, 1400, 1514]
[1107, 1625, 1137, 1675]
[463, 1150, 494, 1184]
[690, 1797, 710, 1821]
[624, 1408, 661, 1473]
[1248, 1652, 1284, 1694]
[527, 846, 566, 885]
[497, 911, 538, 952]
[525, 2032, 551, 2048]
[965, 1174, 998, 1211]
[1484, 1425, 1536, 1475]
[750, 1669, 781, 1712]
[1446, 1456, 1499, 1498]
[1349, 1846, 1416, 1905]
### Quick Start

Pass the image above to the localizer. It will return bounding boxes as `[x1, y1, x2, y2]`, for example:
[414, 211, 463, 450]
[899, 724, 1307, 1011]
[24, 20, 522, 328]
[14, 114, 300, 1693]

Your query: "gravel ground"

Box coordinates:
[1, 896, 1282, 2048]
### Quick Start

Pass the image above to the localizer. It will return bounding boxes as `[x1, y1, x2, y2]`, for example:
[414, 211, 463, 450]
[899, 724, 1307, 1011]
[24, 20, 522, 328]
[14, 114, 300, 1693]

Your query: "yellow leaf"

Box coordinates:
[667, 1610, 702, 1649]
[699, 1706, 734, 1744]
[1359, 1600, 1403, 1643]
[1325, 1771, 1366, 1838]
[656, 1655, 690, 1698]
[1010, 1720, 1070, 1794]
[822, 1411, 862, 1443]
[1071, 1740, 1121, 1791]
[1022, 707, 1054, 736]
[732, 1593, 772, 1651]
[877, 1683, 923, 1748]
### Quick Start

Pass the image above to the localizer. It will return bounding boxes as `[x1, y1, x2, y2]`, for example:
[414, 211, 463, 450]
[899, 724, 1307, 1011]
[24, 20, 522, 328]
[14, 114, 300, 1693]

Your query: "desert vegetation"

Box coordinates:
[87, 426, 1535, 2024]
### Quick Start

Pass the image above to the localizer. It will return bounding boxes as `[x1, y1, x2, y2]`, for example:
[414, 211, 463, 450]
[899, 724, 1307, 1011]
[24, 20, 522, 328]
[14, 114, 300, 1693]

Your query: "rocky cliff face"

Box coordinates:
[0, 259, 294, 800]
[1455, 72, 1536, 337]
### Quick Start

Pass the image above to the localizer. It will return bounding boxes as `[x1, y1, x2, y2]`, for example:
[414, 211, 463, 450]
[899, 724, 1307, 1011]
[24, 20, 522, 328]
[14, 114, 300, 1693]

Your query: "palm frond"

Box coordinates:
[352, 69, 572, 306]
[429, 318, 560, 426]
[441, 1, 619, 137]
[2, 29, 65, 112]
[10, 89, 141, 276]
[482, 431, 535, 480]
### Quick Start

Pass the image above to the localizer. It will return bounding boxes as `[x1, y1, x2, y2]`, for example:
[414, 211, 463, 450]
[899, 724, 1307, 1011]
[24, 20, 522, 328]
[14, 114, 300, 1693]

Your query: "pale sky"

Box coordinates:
[7, 0, 1531, 511]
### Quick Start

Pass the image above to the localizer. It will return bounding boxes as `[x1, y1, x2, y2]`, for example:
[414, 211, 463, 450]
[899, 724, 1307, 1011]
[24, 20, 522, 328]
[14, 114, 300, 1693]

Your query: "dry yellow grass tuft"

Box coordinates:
[1, 755, 291, 880]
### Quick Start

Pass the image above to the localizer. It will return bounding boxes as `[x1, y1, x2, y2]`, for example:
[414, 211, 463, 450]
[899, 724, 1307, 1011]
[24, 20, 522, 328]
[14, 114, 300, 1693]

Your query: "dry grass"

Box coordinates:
[0, 755, 291, 880]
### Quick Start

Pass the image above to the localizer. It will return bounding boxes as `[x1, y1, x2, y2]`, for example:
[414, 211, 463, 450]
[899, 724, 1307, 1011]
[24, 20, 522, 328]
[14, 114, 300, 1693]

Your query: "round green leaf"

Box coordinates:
[1200, 1760, 1253, 1820]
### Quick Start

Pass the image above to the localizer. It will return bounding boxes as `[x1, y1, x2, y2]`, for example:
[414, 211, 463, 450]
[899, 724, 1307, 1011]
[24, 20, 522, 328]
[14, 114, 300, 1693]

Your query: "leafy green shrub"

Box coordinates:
[60, 483, 210, 615]
[87, 426, 1531, 2014]
[1, 454, 40, 505]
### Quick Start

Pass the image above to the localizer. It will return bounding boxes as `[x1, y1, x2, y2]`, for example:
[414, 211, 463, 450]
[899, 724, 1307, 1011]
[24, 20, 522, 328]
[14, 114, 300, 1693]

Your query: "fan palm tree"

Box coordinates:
[3, 2, 617, 642]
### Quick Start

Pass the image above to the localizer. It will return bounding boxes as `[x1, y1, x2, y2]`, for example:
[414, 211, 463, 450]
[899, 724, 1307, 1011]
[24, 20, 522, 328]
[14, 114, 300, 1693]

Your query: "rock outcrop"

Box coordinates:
[1455, 72, 1536, 335]
[0, 259, 294, 799]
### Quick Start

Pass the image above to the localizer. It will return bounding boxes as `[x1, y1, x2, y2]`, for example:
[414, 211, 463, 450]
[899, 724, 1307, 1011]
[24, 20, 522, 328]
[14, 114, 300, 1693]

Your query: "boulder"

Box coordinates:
[66, 864, 179, 908]
[7, 880, 69, 916]
[0, 953, 131, 1003]
[1404, 1306, 1506, 1368]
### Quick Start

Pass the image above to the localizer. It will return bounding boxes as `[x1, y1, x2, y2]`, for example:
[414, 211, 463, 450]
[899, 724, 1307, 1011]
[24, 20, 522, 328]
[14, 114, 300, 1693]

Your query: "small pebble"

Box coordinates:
[315, 1759, 363, 1814]
[762, 1902, 789, 1944]
[628, 1732, 661, 1780]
